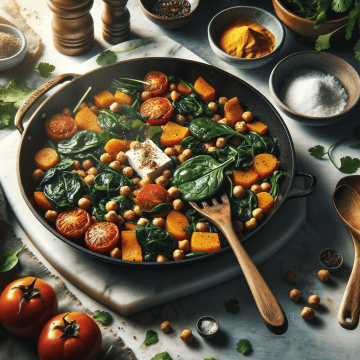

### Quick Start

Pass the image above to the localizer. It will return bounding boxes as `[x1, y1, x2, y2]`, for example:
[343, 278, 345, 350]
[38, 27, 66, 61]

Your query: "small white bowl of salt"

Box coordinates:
[196, 316, 219, 339]
[269, 51, 360, 126]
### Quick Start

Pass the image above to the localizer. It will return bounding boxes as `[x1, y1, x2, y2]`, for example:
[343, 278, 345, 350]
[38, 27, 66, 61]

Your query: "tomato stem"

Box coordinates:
[12, 278, 45, 314]
[53, 313, 80, 340]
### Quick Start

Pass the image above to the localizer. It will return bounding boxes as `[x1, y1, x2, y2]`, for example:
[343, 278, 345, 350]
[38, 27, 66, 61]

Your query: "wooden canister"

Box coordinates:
[47, 0, 94, 56]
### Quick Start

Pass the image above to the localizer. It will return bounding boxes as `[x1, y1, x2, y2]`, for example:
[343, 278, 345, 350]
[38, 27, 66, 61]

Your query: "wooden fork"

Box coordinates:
[190, 193, 288, 334]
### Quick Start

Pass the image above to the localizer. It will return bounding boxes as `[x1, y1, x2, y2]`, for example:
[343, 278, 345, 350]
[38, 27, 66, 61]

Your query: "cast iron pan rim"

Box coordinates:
[17, 57, 296, 268]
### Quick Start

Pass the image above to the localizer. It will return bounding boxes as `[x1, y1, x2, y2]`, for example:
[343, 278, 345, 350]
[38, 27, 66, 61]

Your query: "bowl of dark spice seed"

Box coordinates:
[269, 51, 360, 126]
[319, 248, 343, 272]
[139, 0, 200, 29]
[0, 24, 27, 70]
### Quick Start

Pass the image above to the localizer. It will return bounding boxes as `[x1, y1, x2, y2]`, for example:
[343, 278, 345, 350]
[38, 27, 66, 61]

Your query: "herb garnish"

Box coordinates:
[35, 62, 56, 78]
[151, 352, 172, 360]
[103, 345, 113, 360]
[139, 329, 158, 348]
[0, 245, 26, 272]
[223, 299, 240, 314]
[73, 87, 92, 113]
[93, 310, 112, 324]
[237, 339, 252, 355]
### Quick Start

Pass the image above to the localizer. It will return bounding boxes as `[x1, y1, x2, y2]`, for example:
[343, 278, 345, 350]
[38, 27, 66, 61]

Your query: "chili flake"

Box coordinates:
[150, 0, 191, 18]
[321, 250, 342, 268]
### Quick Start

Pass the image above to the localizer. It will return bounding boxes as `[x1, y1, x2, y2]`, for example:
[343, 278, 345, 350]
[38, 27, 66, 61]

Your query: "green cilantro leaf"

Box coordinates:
[132, 119, 147, 129]
[97, 50, 117, 67]
[308, 145, 326, 159]
[35, 62, 56, 78]
[354, 125, 360, 140]
[338, 156, 360, 174]
[0, 112, 11, 130]
[314, 11, 327, 29]
[332, 0, 352, 13]
[237, 339, 252, 355]
[140, 330, 158, 348]
[350, 143, 360, 148]
[93, 310, 112, 324]
[223, 299, 240, 314]
[151, 352, 172, 360]
[315, 33, 333, 51]
[0, 79, 34, 108]
[355, 38, 360, 65]
[346, 4, 360, 39]
[147, 125, 163, 143]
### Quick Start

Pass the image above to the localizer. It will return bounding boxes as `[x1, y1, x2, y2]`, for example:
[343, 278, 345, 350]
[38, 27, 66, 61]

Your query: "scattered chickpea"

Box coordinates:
[120, 186, 131, 197]
[116, 215, 125, 227]
[137, 218, 149, 226]
[105, 211, 118, 223]
[133, 205, 141, 217]
[182, 149, 192, 160]
[308, 295, 320, 308]
[130, 141, 141, 149]
[171, 91, 181, 101]
[100, 153, 112, 165]
[153, 218, 165, 228]
[157, 254, 169, 263]
[110, 247, 122, 259]
[162, 169, 172, 179]
[235, 121, 248, 134]
[178, 240, 190, 252]
[173, 144, 183, 155]
[77, 102, 86, 112]
[204, 139, 216, 150]
[211, 114, 221, 122]
[84, 175, 95, 186]
[208, 102, 218, 112]
[196, 222, 208, 232]
[173, 249, 185, 261]
[186, 115, 193, 122]
[156, 176, 169, 187]
[124, 210, 135, 221]
[140, 176, 152, 188]
[123, 167, 134, 178]
[232, 220, 244, 233]
[228, 136, 241, 147]
[75, 170, 86, 179]
[175, 114, 186, 125]
[82, 159, 94, 171]
[251, 184, 262, 194]
[86, 167, 98, 176]
[62, 108, 72, 116]
[216, 137, 227, 149]
[178, 154, 187, 164]
[115, 151, 127, 164]
[109, 161, 121, 171]
[160, 320, 171, 333]
[45, 210, 58, 223]
[301, 307, 315, 320]
[261, 182, 271, 192]
[132, 177, 141, 188]
[318, 269, 330, 283]
[173, 199, 184, 211]
[106, 201, 118, 212]
[89, 105, 99, 115]
[78, 198, 91, 210]
[110, 102, 121, 113]
[252, 208, 263, 221]
[168, 187, 181, 199]
[217, 118, 231, 127]
[218, 97, 228, 105]
[233, 185, 246, 198]
[180, 329, 193, 343]
[242, 111, 254, 123]
[70, 160, 81, 171]
[141, 91, 152, 102]
[164, 147, 176, 157]
[245, 217, 258, 231]
[208, 146, 216, 152]
[290, 289, 301, 302]
[32, 169, 44, 181]
[169, 83, 177, 92]
[285, 269, 297, 284]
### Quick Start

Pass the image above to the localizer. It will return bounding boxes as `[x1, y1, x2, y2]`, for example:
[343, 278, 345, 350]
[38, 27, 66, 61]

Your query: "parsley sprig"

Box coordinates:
[140, 329, 158, 348]
[237, 339, 252, 355]
[93, 310, 112, 324]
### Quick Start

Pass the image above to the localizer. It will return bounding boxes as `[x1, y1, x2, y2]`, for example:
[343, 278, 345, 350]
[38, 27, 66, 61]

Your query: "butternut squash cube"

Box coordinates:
[75, 106, 103, 132]
[94, 90, 114, 110]
[224, 97, 244, 127]
[114, 90, 133, 105]
[104, 139, 129, 159]
[124, 222, 137, 230]
[190, 232, 221, 253]
[121, 231, 143, 262]
[247, 120, 268, 135]
[194, 77, 215, 103]
[160, 121, 190, 147]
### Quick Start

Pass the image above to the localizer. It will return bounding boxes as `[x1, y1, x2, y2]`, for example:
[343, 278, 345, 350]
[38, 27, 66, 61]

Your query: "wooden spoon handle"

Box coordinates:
[338, 231, 360, 330]
[221, 226, 287, 334]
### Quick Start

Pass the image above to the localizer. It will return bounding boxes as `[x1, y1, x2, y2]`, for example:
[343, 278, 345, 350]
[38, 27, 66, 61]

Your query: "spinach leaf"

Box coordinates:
[112, 78, 143, 96]
[93, 170, 133, 198]
[243, 132, 278, 156]
[120, 104, 140, 120]
[168, 75, 196, 91]
[146, 126, 163, 144]
[268, 170, 286, 203]
[185, 251, 208, 258]
[172, 93, 213, 118]
[0, 245, 26, 272]
[92, 194, 131, 221]
[180, 136, 208, 156]
[231, 189, 258, 223]
[136, 222, 177, 262]
[98, 109, 132, 133]
[140, 203, 172, 217]
[132, 119, 147, 129]
[212, 146, 252, 170]
[37, 158, 74, 190]
[57, 131, 105, 155]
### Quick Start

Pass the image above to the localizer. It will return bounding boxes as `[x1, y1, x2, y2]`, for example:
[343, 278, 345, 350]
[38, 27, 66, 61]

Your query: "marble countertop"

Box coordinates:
[1, 0, 360, 359]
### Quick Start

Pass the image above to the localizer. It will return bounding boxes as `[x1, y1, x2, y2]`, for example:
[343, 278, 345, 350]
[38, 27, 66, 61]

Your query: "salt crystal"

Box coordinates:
[200, 319, 218, 334]
[279, 68, 348, 117]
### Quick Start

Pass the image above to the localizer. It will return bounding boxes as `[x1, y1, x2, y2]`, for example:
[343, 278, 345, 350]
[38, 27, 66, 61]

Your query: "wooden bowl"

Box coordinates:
[139, 0, 200, 29]
[272, 0, 348, 43]
[269, 51, 360, 126]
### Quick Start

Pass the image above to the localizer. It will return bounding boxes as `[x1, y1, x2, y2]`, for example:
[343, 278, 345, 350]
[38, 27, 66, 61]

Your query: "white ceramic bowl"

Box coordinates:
[0, 24, 27, 70]
[208, 6, 285, 69]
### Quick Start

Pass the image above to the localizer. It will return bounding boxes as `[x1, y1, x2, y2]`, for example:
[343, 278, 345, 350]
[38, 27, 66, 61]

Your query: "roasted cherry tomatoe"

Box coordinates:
[85, 222, 120, 254]
[45, 114, 78, 141]
[0, 277, 58, 337]
[140, 97, 173, 125]
[143, 71, 169, 97]
[56, 208, 91, 240]
[38, 312, 102, 360]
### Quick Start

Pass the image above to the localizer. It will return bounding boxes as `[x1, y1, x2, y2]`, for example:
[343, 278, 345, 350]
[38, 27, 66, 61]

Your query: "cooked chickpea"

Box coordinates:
[233, 185, 246, 198]
[251, 184, 262, 194]
[208, 146, 216, 152]
[233, 220, 244, 233]
[133, 189, 140, 197]
[182, 149, 192, 160]
[261, 182, 271, 192]
[130, 141, 141, 149]
[216, 137, 227, 149]
[228, 136, 241, 147]
[141, 91, 152, 102]
[77, 102, 86, 112]
[84, 175, 95, 185]
[285, 269, 297, 284]
[100, 153, 112, 164]
[218, 97, 228, 105]
[162, 169, 172, 179]
[105, 211, 118, 223]
[110, 247, 122, 259]
[140, 176, 152, 188]
[171, 91, 181, 101]
[196, 222, 208, 232]
[70, 160, 81, 170]
[45, 210, 58, 223]
[157, 254, 169, 263]
[123, 167, 134, 178]
[173, 249, 185, 261]
[242, 111, 254, 123]
[180, 329, 193, 343]
[174, 144, 183, 155]
[309, 295, 320, 308]
[132, 177, 141, 188]
[123, 210, 135, 221]
[110, 102, 121, 113]
[301, 307, 315, 320]
[78, 198, 91, 210]
[235, 121, 248, 134]
[252, 208, 263, 221]
[178, 154, 187, 164]
[175, 114, 186, 125]
[156, 176, 169, 187]
[245, 217, 258, 231]
[290, 289, 301, 302]
[118, 186, 131, 197]
[115, 151, 127, 163]
[137, 218, 149, 226]
[164, 147, 176, 157]
[62, 108, 72, 116]
[160, 320, 171, 332]
[217, 118, 231, 127]
[82, 159, 94, 171]
[89, 105, 99, 115]
[133, 204, 141, 217]
[208, 102, 218, 112]
[169, 83, 177, 92]
[87, 102, 94, 108]
[204, 139, 216, 150]
[77, 170, 86, 179]
[186, 115, 193, 122]
[173, 199, 184, 211]
[109, 161, 122, 171]
[106, 201, 118, 212]
[32, 169, 44, 181]
[168, 186, 181, 199]
[116, 215, 125, 227]
[318, 269, 330, 283]
[153, 218, 165, 228]
[86, 167, 98, 176]
[178, 240, 190, 252]
[211, 114, 221, 122]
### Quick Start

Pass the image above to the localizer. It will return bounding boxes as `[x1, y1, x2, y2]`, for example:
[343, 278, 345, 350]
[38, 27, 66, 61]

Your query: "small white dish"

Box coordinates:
[0, 24, 27, 70]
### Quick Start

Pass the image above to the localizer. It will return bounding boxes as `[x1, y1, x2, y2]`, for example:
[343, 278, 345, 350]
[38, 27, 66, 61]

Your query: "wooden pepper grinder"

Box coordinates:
[102, 0, 130, 44]
[47, 0, 94, 56]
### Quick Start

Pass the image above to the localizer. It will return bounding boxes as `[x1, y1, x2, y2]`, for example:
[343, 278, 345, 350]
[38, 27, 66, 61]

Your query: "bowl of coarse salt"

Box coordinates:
[196, 316, 219, 339]
[269, 51, 360, 126]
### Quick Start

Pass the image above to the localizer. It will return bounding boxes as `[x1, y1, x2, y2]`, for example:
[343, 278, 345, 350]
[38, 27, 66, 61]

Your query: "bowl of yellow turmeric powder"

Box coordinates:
[208, 6, 285, 69]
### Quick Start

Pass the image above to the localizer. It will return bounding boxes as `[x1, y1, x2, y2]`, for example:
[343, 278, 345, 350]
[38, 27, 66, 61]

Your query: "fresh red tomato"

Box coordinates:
[56, 208, 91, 240]
[140, 97, 173, 125]
[38, 312, 102, 360]
[45, 114, 77, 141]
[85, 222, 120, 254]
[143, 71, 169, 97]
[0, 277, 58, 337]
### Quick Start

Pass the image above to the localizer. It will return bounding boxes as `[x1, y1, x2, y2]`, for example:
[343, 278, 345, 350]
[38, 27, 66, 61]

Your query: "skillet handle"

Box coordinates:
[15, 73, 80, 134]
[287, 171, 317, 200]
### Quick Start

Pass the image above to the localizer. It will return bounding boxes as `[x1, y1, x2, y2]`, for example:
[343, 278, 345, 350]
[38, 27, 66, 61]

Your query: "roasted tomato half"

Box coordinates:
[143, 71, 169, 97]
[140, 97, 173, 125]
[0, 277, 58, 337]
[56, 208, 91, 241]
[85, 222, 120, 254]
[45, 113, 77, 141]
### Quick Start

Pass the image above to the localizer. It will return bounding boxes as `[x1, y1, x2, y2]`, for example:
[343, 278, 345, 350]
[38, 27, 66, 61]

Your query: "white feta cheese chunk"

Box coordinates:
[125, 139, 172, 180]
